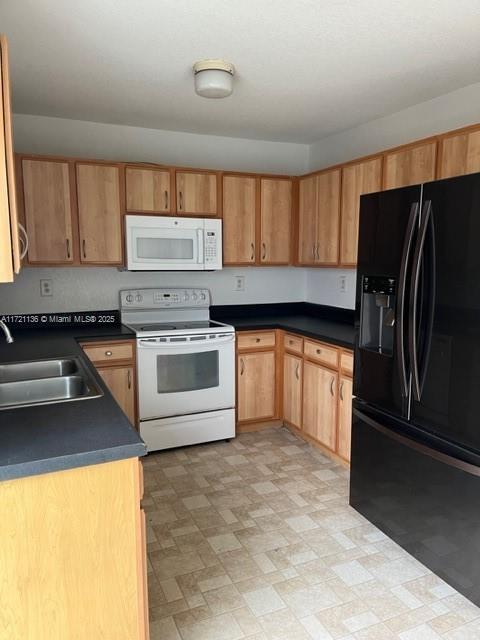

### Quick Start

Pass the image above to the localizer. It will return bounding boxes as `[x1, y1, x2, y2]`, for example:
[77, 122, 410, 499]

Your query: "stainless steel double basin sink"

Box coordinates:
[0, 356, 103, 410]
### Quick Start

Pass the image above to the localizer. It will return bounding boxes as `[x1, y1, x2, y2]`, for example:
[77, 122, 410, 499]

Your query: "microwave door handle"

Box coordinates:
[197, 229, 204, 264]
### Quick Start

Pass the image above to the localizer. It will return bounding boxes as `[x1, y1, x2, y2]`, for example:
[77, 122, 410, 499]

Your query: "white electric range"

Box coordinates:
[120, 288, 235, 452]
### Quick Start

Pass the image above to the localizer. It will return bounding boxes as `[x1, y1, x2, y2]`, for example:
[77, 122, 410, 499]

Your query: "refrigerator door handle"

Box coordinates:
[353, 406, 480, 477]
[409, 199, 435, 402]
[396, 201, 419, 398]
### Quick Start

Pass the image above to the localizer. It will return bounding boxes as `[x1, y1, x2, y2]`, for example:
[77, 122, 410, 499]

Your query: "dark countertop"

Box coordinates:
[212, 302, 355, 349]
[0, 323, 145, 482]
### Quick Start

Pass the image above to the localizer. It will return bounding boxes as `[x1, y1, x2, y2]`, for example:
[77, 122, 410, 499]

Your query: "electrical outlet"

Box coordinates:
[235, 275, 245, 292]
[339, 275, 347, 293]
[40, 279, 53, 297]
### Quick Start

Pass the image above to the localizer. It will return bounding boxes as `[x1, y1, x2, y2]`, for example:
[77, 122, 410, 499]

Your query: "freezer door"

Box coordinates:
[350, 404, 480, 607]
[410, 172, 480, 454]
[355, 185, 421, 418]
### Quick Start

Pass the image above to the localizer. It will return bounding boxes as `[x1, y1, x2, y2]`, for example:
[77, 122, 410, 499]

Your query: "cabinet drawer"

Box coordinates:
[237, 331, 276, 350]
[340, 351, 354, 376]
[284, 333, 303, 355]
[82, 341, 134, 364]
[304, 340, 338, 368]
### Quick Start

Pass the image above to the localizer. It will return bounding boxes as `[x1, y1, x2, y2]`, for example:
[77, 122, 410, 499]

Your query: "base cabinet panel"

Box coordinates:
[237, 351, 276, 422]
[338, 375, 353, 461]
[302, 361, 337, 450]
[283, 353, 302, 429]
[98, 365, 136, 426]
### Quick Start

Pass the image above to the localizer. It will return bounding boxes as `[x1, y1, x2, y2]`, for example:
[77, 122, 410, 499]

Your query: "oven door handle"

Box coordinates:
[137, 335, 235, 349]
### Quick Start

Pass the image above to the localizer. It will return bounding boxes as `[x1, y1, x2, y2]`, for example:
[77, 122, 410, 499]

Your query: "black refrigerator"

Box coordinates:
[350, 172, 480, 606]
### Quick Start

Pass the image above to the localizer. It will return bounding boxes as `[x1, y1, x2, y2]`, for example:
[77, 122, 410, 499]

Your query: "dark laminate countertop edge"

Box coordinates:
[230, 320, 354, 349]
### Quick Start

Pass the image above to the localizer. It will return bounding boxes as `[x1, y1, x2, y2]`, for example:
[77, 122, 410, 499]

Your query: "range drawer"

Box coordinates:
[284, 333, 303, 355]
[340, 351, 354, 376]
[304, 339, 338, 369]
[237, 331, 276, 350]
[81, 340, 134, 365]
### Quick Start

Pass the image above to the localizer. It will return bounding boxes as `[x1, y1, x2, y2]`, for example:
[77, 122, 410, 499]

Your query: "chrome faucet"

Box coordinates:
[0, 320, 13, 344]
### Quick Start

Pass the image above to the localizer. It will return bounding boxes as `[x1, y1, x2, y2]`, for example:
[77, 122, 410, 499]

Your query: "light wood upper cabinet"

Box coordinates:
[316, 169, 341, 264]
[125, 166, 171, 213]
[98, 365, 136, 426]
[283, 353, 302, 429]
[176, 170, 217, 216]
[0, 34, 20, 282]
[223, 175, 256, 264]
[383, 140, 437, 190]
[340, 157, 382, 266]
[76, 163, 123, 264]
[260, 178, 292, 264]
[22, 159, 74, 263]
[298, 175, 318, 264]
[438, 128, 480, 179]
[237, 351, 276, 422]
[338, 375, 353, 462]
[303, 361, 337, 450]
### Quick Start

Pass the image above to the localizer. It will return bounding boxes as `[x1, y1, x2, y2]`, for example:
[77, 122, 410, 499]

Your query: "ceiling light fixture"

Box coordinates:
[193, 59, 235, 98]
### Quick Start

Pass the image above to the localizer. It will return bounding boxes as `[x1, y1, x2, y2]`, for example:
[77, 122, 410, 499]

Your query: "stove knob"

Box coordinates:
[135, 294, 143, 302]
[200, 292, 206, 301]
[191, 293, 198, 301]
[126, 294, 133, 303]
[183, 293, 189, 301]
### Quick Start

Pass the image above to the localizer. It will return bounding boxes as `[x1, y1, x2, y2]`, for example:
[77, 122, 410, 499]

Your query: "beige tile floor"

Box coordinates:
[142, 427, 480, 640]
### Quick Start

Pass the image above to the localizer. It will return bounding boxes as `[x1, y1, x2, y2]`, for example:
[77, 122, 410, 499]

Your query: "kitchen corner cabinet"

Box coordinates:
[76, 163, 123, 264]
[340, 157, 382, 266]
[81, 340, 137, 428]
[260, 177, 292, 264]
[438, 126, 480, 179]
[175, 170, 218, 216]
[236, 331, 277, 424]
[383, 140, 437, 190]
[21, 158, 75, 263]
[0, 34, 21, 283]
[126, 165, 172, 213]
[223, 175, 256, 264]
[0, 458, 148, 640]
[298, 169, 340, 266]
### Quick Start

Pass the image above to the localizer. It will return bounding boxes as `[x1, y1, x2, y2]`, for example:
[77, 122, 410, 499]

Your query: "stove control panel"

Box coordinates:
[120, 288, 210, 309]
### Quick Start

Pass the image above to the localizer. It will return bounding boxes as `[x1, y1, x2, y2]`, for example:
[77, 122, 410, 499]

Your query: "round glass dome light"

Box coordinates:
[193, 60, 235, 98]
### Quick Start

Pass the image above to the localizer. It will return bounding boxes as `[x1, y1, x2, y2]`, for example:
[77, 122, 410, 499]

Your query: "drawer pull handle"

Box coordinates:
[289, 340, 294, 345]
[316, 348, 322, 354]
[330, 377, 335, 396]
[295, 363, 300, 380]
[256, 338, 261, 343]
[105, 350, 112, 356]
[340, 381, 344, 401]
[127, 369, 132, 389]
[240, 358, 245, 375]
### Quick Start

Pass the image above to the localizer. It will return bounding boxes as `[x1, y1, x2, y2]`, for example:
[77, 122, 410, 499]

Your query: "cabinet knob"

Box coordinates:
[256, 338, 261, 343]
[105, 350, 112, 357]
[316, 348, 322, 354]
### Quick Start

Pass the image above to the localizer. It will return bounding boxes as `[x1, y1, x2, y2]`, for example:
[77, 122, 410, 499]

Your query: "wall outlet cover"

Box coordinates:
[40, 279, 53, 297]
[235, 275, 245, 292]
[339, 275, 347, 293]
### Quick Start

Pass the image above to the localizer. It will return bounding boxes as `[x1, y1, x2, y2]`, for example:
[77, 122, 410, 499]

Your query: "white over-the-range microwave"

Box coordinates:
[125, 215, 222, 271]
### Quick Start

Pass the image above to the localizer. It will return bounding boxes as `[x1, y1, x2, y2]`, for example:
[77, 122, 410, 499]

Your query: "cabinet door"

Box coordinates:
[340, 157, 382, 266]
[22, 159, 74, 263]
[438, 129, 480, 179]
[0, 35, 20, 281]
[316, 169, 341, 264]
[98, 366, 136, 426]
[283, 353, 302, 429]
[302, 361, 337, 450]
[260, 178, 292, 264]
[76, 163, 123, 264]
[383, 141, 437, 190]
[223, 175, 256, 264]
[338, 375, 353, 462]
[126, 166, 171, 213]
[176, 171, 217, 216]
[298, 175, 317, 264]
[237, 351, 275, 421]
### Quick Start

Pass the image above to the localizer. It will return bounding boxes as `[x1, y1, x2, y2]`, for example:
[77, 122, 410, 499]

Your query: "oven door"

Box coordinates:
[137, 334, 235, 420]
[126, 216, 204, 270]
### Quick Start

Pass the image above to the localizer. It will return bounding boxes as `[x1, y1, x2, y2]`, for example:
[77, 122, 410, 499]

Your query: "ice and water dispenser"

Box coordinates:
[360, 275, 396, 356]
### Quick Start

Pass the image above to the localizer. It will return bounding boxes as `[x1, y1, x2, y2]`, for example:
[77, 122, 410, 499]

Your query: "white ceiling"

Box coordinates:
[2, 0, 480, 143]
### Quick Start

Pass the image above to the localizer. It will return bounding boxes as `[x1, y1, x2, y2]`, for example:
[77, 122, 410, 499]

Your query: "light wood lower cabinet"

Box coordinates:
[97, 366, 136, 425]
[283, 353, 302, 429]
[338, 375, 353, 461]
[303, 361, 337, 450]
[237, 351, 276, 422]
[0, 458, 148, 640]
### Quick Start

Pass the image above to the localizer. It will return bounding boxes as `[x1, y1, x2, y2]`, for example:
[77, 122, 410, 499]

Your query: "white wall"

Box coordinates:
[305, 269, 356, 310]
[309, 82, 480, 171]
[0, 267, 306, 314]
[13, 114, 309, 175]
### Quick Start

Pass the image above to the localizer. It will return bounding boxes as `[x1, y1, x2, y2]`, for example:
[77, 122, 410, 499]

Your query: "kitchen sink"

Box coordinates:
[0, 356, 103, 409]
[0, 358, 78, 383]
